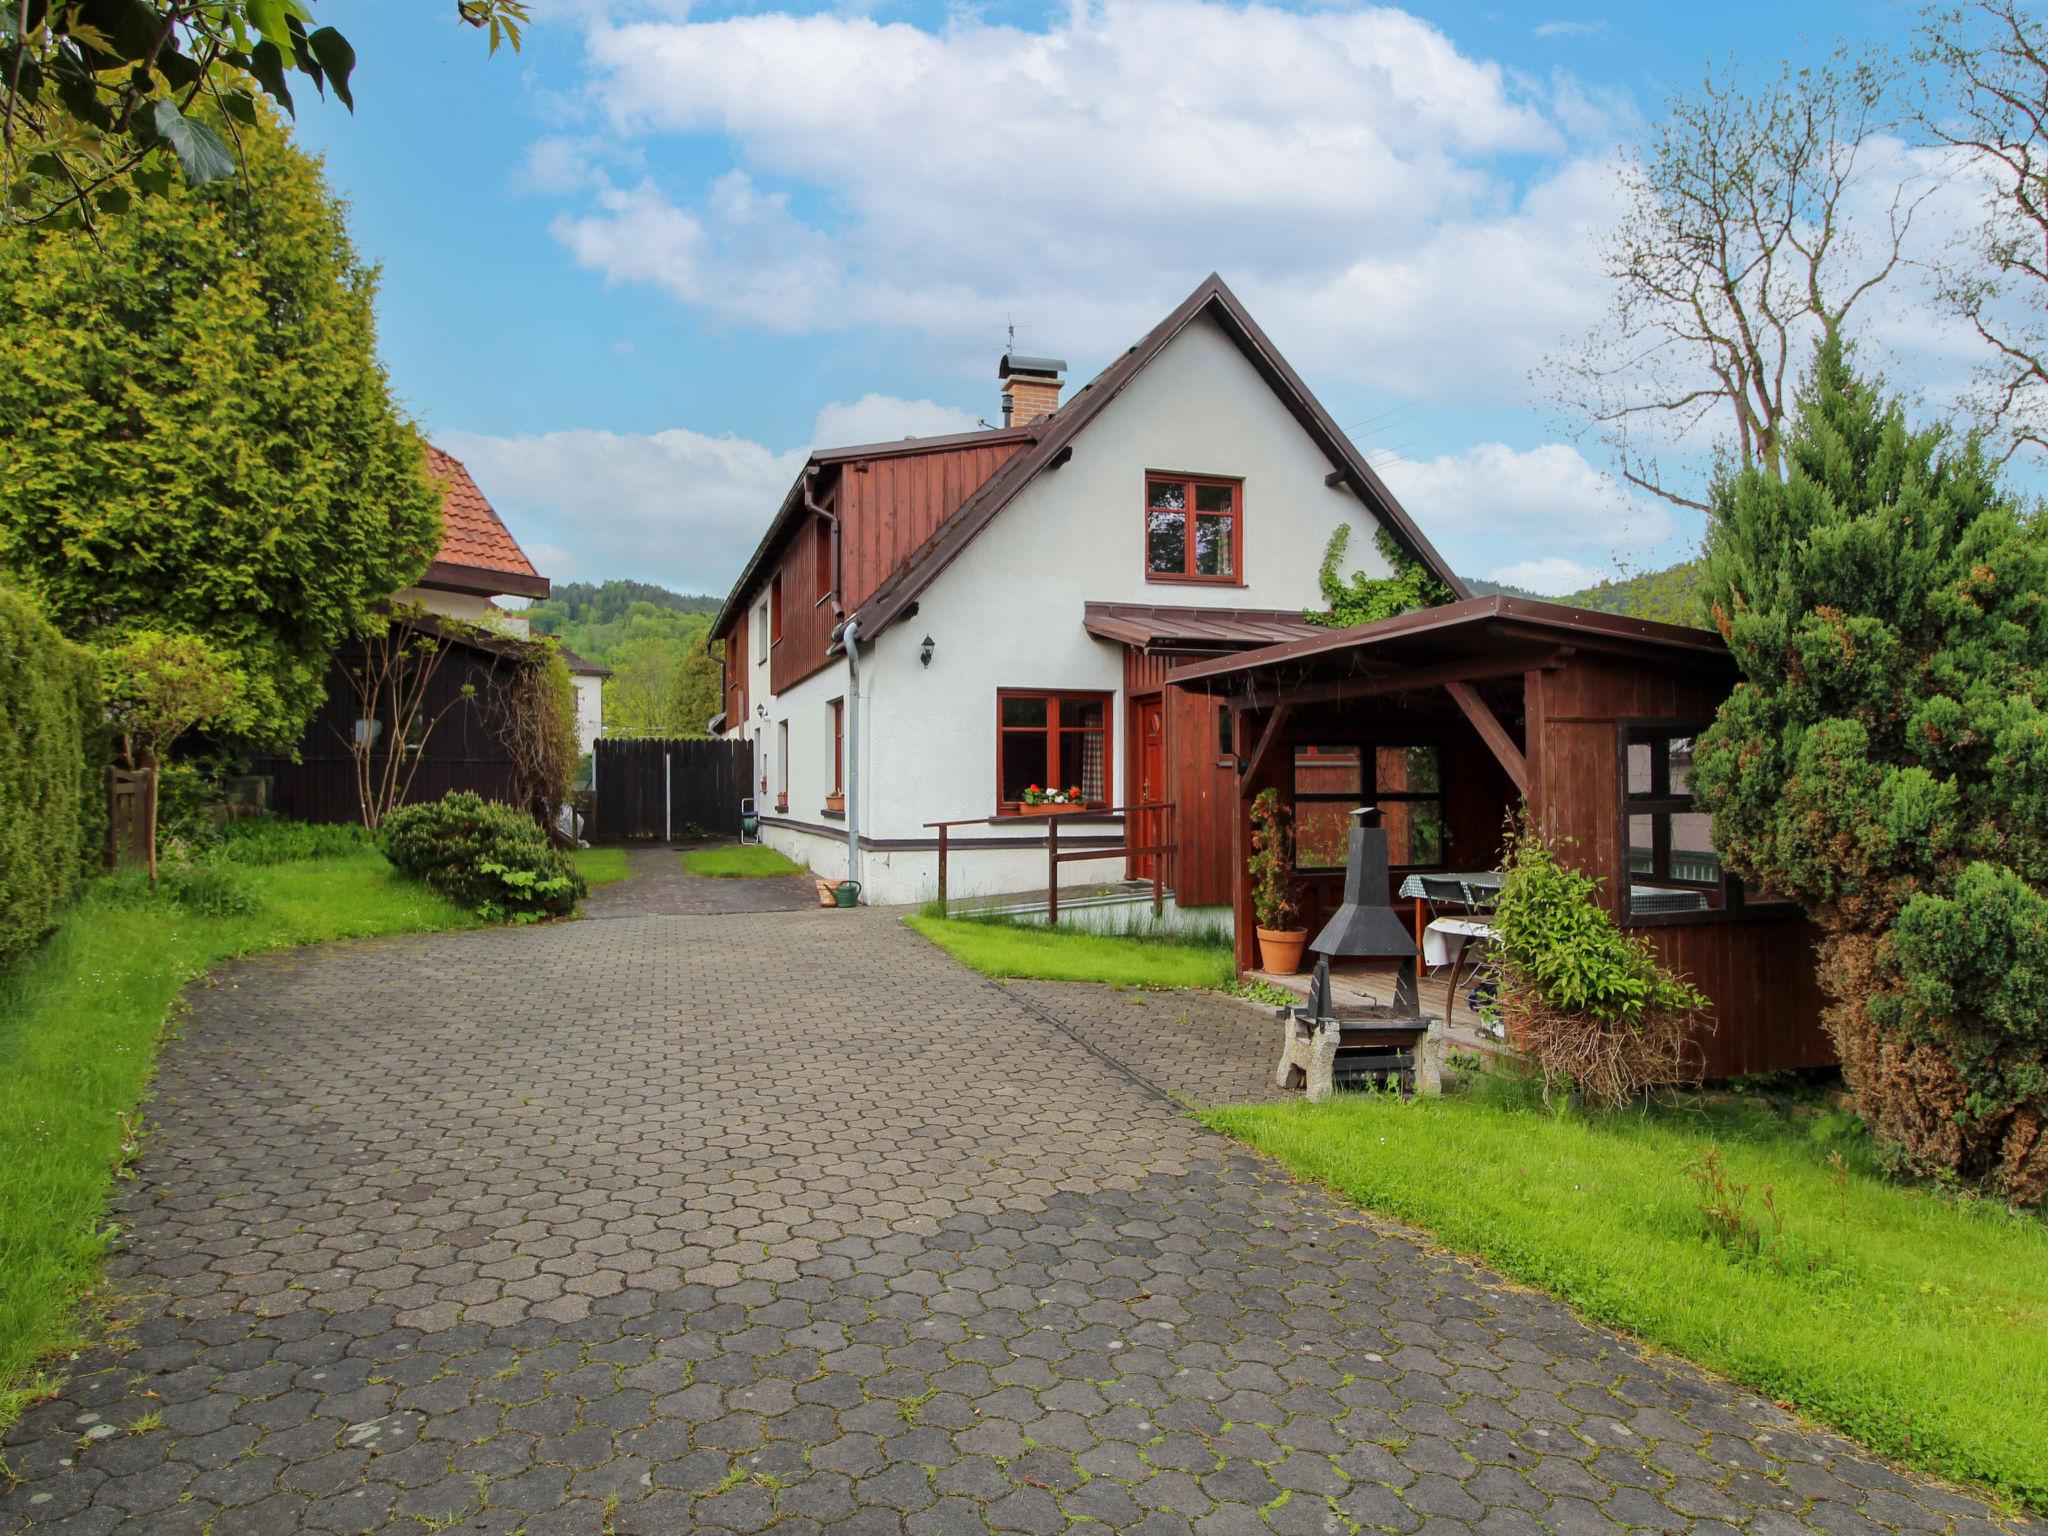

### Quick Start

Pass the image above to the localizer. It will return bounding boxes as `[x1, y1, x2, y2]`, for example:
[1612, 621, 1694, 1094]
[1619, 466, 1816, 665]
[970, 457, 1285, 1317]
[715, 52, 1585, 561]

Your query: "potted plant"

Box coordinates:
[1019, 784, 1085, 816]
[825, 790, 845, 814]
[1248, 787, 1308, 972]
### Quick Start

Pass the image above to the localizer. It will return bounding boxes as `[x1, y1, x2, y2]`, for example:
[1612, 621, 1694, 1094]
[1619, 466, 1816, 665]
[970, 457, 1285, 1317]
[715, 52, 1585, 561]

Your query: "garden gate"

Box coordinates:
[590, 738, 753, 842]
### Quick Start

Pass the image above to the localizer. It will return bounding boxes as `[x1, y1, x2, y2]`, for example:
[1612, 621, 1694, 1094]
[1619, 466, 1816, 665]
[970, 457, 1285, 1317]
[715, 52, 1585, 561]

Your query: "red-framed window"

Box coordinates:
[829, 697, 844, 797]
[770, 574, 784, 644]
[997, 690, 1112, 812]
[776, 718, 789, 809]
[1145, 473, 1242, 584]
[814, 515, 833, 602]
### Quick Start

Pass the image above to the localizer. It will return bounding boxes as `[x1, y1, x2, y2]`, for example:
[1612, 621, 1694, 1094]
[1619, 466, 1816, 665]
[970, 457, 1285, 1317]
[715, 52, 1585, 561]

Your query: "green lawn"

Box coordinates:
[682, 844, 804, 878]
[572, 847, 631, 886]
[1204, 1082, 2048, 1511]
[906, 914, 1236, 989]
[0, 853, 477, 1430]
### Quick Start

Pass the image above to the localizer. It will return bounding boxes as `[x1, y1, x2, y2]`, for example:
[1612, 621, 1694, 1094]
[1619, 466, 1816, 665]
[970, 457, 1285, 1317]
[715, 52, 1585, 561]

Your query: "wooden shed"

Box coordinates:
[1169, 595, 1832, 1079]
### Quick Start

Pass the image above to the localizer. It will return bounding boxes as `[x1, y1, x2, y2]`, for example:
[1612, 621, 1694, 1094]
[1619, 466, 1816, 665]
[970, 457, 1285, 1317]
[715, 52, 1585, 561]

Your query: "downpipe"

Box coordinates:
[842, 617, 861, 898]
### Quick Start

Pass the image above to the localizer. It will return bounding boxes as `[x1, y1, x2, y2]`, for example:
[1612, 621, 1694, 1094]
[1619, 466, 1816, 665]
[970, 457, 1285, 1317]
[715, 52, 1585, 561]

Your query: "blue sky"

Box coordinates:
[289, 0, 1942, 598]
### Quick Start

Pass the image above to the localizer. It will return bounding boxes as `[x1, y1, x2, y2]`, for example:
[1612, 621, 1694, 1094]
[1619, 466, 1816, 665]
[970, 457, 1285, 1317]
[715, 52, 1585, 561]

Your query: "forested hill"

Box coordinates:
[524, 580, 726, 737]
[529, 580, 721, 626]
[1459, 563, 1709, 629]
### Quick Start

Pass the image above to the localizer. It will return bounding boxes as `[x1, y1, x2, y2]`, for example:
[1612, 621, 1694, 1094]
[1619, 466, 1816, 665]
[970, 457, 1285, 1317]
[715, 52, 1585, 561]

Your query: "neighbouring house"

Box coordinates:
[710, 273, 1461, 912]
[248, 445, 607, 820]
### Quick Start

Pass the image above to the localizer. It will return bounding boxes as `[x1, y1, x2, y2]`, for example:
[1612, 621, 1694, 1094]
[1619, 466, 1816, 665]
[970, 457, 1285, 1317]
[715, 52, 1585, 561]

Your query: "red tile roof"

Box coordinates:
[423, 444, 546, 593]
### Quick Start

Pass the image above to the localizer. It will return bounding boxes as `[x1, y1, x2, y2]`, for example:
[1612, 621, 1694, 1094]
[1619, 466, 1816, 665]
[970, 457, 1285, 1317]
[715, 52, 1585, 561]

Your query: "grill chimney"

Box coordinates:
[999, 354, 1066, 427]
[1310, 807, 1421, 1013]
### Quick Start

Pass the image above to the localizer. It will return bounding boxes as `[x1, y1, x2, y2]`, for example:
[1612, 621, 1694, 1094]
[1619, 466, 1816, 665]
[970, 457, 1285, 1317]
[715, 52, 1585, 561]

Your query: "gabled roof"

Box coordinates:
[1082, 602, 1326, 653]
[420, 444, 549, 600]
[709, 424, 1037, 642]
[846, 273, 1469, 642]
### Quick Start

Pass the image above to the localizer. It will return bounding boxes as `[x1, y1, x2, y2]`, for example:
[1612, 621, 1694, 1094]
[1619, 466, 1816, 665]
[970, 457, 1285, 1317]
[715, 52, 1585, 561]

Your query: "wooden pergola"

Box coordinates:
[1169, 595, 1833, 1080]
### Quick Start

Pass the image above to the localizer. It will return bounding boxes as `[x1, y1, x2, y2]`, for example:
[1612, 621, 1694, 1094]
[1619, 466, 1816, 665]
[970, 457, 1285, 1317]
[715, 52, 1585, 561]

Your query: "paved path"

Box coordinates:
[580, 845, 818, 918]
[1, 906, 2029, 1535]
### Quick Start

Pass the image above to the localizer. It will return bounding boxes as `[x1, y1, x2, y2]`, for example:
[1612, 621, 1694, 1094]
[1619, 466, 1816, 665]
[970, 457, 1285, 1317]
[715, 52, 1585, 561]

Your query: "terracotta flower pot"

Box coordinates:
[1256, 926, 1310, 974]
[815, 878, 836, 908]
[824, 792, 845, 814]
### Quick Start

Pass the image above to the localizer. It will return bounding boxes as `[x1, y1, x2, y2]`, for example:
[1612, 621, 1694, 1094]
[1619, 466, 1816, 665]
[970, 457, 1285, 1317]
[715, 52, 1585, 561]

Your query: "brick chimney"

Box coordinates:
[999, 354, 1066, 427]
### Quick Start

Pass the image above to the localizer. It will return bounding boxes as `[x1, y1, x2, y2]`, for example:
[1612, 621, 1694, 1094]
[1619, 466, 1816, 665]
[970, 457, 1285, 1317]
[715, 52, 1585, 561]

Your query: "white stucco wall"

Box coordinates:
[399, 586, 497, 623]
[736, 311, 1398, 905]
[571, 674, 604, 757]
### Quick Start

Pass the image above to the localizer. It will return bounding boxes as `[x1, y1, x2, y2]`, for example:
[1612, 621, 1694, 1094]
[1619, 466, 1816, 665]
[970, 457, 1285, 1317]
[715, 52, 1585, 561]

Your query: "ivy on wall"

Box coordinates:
[1303, 526, 1454, 629]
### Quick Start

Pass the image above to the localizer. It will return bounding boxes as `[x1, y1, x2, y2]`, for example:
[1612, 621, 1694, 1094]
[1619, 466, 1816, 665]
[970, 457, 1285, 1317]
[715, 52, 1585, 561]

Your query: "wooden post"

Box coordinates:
[1151, 803, 1165, 917]
[936, 824, 949, 914]
[1047, 815, 1059, 927]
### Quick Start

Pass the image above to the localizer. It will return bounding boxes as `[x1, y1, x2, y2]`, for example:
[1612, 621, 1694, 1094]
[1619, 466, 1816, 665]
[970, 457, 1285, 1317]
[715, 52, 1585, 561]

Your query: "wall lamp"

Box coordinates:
[920, 635, 936, 669]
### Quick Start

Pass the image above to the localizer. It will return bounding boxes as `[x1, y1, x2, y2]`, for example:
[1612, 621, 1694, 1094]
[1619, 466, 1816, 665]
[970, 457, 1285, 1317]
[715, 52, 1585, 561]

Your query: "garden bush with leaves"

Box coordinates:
[381, 792, 583, 923]
[1492, 824, 1711, 1108]
[1692, 333, 2048, 1201]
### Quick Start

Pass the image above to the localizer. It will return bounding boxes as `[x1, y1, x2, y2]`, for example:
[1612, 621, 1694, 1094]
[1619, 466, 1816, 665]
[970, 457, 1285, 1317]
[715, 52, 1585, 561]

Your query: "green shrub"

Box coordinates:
[381, 791, 584, 922]
[216, 817, 379, 865]
[0, 588, 101, 969]
[1492, 825, 1710, 1107]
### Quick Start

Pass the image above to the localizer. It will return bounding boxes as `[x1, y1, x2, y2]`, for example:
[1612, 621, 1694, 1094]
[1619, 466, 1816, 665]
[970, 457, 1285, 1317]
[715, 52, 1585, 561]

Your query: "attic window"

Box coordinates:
[1146, 475, 1241, 584]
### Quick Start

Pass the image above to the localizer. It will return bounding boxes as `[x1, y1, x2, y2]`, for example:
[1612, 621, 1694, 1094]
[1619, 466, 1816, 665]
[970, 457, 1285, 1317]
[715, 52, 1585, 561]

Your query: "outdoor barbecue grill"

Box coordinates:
[1275, 807, 1439, 1095]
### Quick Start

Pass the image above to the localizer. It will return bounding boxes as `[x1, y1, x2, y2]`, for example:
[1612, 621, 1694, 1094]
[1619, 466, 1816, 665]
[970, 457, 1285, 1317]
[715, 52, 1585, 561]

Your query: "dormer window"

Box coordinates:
[1146, 474, 1241, 584]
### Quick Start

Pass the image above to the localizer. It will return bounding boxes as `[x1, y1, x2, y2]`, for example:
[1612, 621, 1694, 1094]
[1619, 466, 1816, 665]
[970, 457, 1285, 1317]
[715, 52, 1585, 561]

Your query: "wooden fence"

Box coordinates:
[590, 738, 753, 842]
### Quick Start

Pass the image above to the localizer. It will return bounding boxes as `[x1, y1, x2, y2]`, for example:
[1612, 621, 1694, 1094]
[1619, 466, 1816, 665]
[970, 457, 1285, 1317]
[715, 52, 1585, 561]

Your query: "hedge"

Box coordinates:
[0, 589, 101, 968]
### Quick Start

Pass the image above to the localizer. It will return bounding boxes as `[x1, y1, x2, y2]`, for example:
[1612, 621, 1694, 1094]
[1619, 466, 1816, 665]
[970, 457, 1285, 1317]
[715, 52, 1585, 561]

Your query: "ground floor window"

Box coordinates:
[997, 690, 1111, 811]
[1621, 721, 1791, 919]
[828, 698, 844, 800]
[1293, 742, 1444, 870]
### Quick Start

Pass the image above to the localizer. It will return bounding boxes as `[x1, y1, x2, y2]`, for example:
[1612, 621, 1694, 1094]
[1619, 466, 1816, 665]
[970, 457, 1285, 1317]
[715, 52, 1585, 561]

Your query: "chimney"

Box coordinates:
[999, 354, 1066, 427]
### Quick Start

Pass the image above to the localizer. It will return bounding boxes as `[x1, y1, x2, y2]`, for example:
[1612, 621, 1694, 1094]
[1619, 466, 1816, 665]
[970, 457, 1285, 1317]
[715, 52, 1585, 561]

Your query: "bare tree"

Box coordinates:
[1543, 51, 1925, 512]
[1921, 1, 2048, 457]
[334, 607, 475, 832]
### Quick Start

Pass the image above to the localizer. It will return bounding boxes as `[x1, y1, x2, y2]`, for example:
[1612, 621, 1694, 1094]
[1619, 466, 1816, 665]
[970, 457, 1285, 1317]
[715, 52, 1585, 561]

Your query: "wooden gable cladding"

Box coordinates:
[725, 611, 747, 728]
[768, 509, 841, 697]
[836, 440, 1026, 611]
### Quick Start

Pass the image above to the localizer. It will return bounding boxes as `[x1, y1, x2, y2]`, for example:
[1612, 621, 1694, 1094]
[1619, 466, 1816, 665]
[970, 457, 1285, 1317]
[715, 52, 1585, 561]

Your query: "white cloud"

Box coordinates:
[1533, 20, 1605, 39]
[534, 0, 1613, 398]
[812, 394, 982, 448]
[436, 427, 807, 597]
[1488, 556, 1603, 594]
[1375, 439, 1677, 571]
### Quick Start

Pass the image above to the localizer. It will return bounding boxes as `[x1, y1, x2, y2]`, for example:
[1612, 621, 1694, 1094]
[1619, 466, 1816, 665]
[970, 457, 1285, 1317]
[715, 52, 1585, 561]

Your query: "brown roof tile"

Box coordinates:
[424, 444, 543, 585]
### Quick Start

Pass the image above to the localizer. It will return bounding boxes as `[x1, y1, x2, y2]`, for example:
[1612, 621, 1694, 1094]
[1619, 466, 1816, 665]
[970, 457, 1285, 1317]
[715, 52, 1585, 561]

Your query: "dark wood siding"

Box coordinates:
[1527, 657, 1832, 1078]
[770, 503, 843, 696]
[245, 639, 523, 824]
[725, 610, 748, 728]
[836, 442, 1025, 610]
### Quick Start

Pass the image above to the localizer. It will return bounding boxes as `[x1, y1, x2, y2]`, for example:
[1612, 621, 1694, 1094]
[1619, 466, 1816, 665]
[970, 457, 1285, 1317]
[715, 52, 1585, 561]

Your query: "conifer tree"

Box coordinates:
[1692, 332, 2048, 1201]
[0, 105, 442, 746]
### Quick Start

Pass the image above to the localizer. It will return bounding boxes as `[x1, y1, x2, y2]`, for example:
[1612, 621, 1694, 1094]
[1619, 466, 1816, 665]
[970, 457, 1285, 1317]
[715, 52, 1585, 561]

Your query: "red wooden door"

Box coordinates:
[1132, 696, 1165, 880]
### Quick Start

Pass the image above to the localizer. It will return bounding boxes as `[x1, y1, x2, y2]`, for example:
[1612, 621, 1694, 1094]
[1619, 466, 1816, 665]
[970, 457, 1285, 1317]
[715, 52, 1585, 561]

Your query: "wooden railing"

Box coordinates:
[924, 802, 1177, 923]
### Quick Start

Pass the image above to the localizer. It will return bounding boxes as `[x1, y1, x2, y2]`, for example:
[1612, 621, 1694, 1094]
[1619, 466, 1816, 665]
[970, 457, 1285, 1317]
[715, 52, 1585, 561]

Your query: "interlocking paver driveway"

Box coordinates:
[1, 907, 2030, 1535]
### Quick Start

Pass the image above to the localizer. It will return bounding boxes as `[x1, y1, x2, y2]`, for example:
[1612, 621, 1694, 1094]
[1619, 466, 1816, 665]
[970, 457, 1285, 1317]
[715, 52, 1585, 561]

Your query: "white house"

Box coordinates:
[708, 274, 1466, 908]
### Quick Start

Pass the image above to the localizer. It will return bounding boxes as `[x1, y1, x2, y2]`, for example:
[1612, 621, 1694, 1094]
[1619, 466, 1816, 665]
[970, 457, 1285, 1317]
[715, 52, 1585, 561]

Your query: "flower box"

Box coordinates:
[1018, 802, 1087, 817]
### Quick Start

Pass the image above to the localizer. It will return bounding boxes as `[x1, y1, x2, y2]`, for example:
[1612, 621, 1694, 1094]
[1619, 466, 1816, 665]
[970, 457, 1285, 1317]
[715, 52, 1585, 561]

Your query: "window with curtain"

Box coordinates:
[996, 691, 1111, 810]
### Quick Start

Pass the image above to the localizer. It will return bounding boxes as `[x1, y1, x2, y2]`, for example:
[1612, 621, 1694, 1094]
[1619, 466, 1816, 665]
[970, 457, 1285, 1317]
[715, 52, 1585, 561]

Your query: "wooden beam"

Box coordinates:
[1238, 703, 1294, 791]
[1444, 680, 1528, 796]
[1224, 647, 1566, 713]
